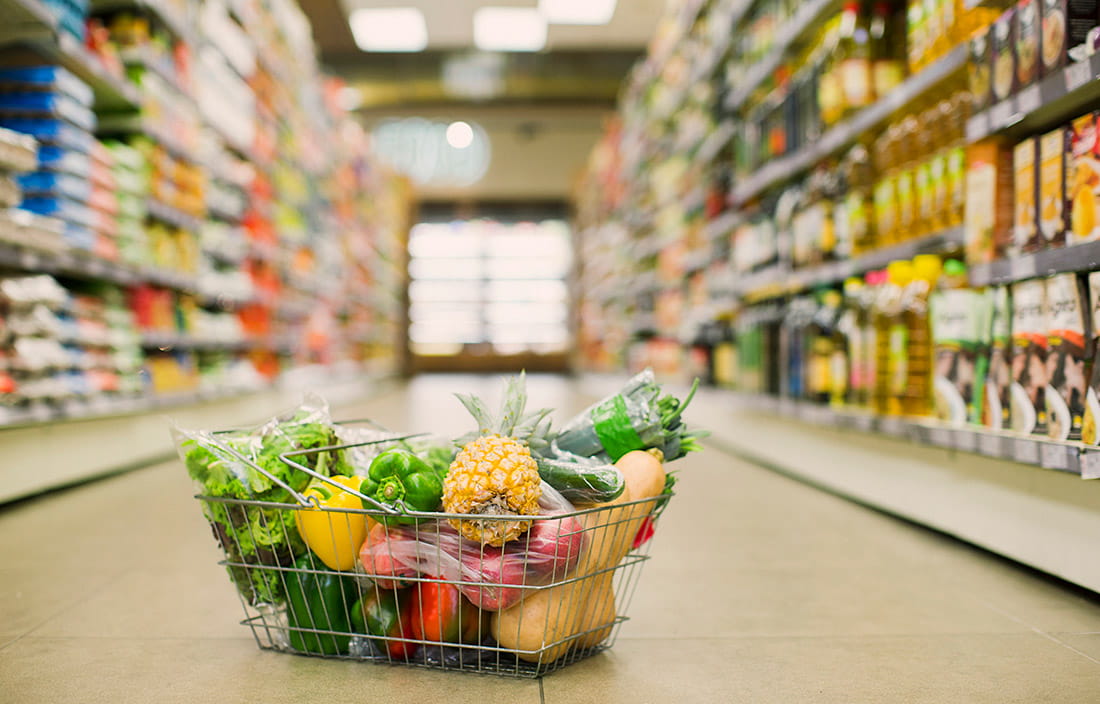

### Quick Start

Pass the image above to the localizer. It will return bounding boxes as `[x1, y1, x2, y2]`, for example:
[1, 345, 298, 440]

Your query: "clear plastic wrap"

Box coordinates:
[360, 482, 586, 611]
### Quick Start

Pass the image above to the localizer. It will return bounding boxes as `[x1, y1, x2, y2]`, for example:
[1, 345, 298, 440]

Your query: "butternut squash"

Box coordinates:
[491, 451, 666, 662]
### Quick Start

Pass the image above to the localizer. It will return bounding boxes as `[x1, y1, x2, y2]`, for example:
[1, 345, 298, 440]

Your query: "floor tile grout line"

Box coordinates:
[538, 677, 545, 704]
[977, 599, 1100, 665]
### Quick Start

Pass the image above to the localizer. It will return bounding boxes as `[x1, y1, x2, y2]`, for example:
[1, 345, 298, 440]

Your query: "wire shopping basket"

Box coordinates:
[190, 431, 669, 678]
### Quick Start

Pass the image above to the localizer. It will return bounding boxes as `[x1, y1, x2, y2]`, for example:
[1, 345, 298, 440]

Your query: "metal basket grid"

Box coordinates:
[193, 433, 668, 678]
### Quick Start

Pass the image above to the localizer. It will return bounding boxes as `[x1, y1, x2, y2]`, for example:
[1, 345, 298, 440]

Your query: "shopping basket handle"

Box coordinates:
[279, 434, 427, 513]
[201, 432, 316, 506]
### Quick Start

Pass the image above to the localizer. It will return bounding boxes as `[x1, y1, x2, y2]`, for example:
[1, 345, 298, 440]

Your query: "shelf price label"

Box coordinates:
[1064, 60, 1093, 93]
[1039, 443, 1068, 471]
[929, 426, 953, 448]
[1009, 256, 1038, 281]
[990, 100, 1015, 130]
[1015, 438, 1040, 464]
[966, 113, 991, 142]
[955, 430, 978, 454]
[1081, 451, 1100, 479]
[1016, 84, 1041, 115]
[978, 432, 1004, 457]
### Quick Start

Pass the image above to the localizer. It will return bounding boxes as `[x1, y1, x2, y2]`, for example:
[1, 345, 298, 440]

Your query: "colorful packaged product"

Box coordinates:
[1010, 278, 1049, 435]
[1083, 272, 1100, 443]
[1016, 0, 1042, 86]
[931, 287, 991, 426]
[1044, 273, 1089, 440]
[1069, 112, 1100, 244]
[1014, 138, 1042, 253]
[965, 139, 1016, 263]
[985, 287, 1014, 430]
[970, 25, 994, 112]
[1039, 127, 1069, 249]
[993, 9, 1018, 103]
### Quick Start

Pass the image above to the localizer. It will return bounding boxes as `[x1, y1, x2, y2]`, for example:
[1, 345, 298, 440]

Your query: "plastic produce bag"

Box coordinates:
[360, 483, 586, 611]
[549, 369, 704, 462]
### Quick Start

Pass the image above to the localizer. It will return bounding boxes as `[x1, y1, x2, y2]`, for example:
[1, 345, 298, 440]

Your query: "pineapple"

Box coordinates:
[443, 374, 550, 546]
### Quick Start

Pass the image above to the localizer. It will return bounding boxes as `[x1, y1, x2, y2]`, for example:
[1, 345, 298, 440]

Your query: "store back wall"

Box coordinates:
[361, 106, 608, 201]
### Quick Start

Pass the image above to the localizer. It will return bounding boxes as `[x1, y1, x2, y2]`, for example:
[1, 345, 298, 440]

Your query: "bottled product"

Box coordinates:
[842, 143, 877, 254]
[896, 113, 921, 240]
[841, 277, 869, 406]
[900, 254, 942, 416]
[875, 261, 911, 415]
[807, 293, 836, 404]
[870, 1, 905, 99]
[837, 1, 874, 116]
[824, 289, 851, 407]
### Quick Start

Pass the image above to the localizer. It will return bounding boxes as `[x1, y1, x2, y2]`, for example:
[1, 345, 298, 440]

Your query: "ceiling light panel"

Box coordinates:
[539, 0, 617, 25]
[473, 7, 547, 52]
[349, 7, 428, 52]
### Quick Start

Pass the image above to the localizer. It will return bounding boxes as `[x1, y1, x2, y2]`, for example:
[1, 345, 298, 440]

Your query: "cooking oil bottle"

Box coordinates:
[841, 278, 867, 407]
[900, 254, 944, 416]
[874, 263, 910, 415]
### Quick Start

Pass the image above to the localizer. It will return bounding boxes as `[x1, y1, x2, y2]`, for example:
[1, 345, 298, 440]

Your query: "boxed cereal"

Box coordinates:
[1083, 272, 1100, 444]
[970, 25, 994, 112]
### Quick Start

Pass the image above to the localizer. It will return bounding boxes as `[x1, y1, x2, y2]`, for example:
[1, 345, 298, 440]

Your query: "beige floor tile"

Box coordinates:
[29, 564, 244, 639]
[1050, 632, 1100, 663]
[543, 635, 1100, 704]
[621, 563, 1029, 639]
[0, 637, 542, 703]
[0, 568, 120, 637]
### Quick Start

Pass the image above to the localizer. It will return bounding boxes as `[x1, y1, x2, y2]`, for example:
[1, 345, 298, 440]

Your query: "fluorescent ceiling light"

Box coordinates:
[349, 8, 427, 52]
[539, 0, 616, 25]
[473, 7, 547, 52]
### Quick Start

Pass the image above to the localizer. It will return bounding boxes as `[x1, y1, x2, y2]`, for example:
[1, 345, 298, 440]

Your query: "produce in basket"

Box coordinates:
[492, 450, 667, 662]
[351, 586, 416, 659]
[175, 398, 356, 604]
[360, 485, 585, 611]
[286, 553, 359, 656]
[294, 472, 373, 571]
[549, 369, 705, 463]
[359, 447, 445, 525]
[409, 580, 487, 645]
[442, 373, 552, 546]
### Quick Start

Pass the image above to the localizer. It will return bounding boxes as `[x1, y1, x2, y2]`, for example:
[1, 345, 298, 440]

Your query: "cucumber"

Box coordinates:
[535, 457, 625, 504]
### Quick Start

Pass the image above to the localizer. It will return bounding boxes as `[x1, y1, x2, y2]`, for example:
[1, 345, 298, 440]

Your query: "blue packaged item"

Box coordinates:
[62, 222, 96, 251]
[0, 118, 92, 152]
[19, 196, 95, 229]
[0, 66, 93, 107]
[0, 92, 95, 132]
[36, 145, 92, 177]
[17, 170, 92, 202]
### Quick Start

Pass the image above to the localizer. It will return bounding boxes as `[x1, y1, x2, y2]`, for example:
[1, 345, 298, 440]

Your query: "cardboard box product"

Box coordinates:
[1017, 0, 1042, 86]
[1039, 127, 1069, 248]
[1014, 138, 1041, 253]
[965, 139, 1015, 263]
[1044, 273, 1089, 440]
[1083, 271, 1100, 444]
[985, 286, 1013, 430]
[931, 287, 992, 427]
[1010, 278, 1049, 435]
[970, 24, 994, 112]
[1043, 0, 1100, 67]
[993, 9, 1018, 103]
[1069, 112, 1100, 245]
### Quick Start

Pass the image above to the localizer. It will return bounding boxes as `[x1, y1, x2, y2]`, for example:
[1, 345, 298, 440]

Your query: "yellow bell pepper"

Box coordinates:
[294, 475, 371, 571]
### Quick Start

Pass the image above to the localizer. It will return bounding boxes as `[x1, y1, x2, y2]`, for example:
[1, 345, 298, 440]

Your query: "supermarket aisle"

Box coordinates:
[2, 374, 1100, 703]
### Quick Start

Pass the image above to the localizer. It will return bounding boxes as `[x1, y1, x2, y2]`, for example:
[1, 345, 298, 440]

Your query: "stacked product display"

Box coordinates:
[0, 0, 410, 427]
[576, 0, 1100, 472]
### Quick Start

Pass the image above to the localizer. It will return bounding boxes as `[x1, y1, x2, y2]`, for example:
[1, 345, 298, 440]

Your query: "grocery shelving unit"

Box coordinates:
[575, 0, 1100, 594]
[0, 0, 410, 501]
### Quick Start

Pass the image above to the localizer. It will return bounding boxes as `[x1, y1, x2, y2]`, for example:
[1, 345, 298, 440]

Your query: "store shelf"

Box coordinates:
[90, 0, 197, 46]
[723, 391, 1085, 475]
[146, 198, 202, 232]
[139, 331, 249, 351]
[704, 211, 745, 242]
[724, 0, 835, 112]
[969, 239, 1100, 287]
[119, 46, 191, 98]
[730, 226, 966, 298]
[0, 0, 142, 112]
[732, 46, 967, 204]
[966, 52, 1100, 143]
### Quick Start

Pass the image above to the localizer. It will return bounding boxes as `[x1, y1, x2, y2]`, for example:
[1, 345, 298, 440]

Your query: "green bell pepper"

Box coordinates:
[285, 555, 358, 655]
[360, 448, 444, 525]
[351, 587, 417, 659]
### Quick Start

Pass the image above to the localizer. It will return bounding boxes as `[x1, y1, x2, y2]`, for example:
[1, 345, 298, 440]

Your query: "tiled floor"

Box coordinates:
[3, 374, 1100, 702]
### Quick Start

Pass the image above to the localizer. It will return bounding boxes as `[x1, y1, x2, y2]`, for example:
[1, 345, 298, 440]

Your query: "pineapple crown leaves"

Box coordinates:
[454, 371, 555, 450]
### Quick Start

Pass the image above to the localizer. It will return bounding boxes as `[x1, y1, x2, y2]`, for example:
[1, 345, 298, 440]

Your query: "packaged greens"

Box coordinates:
[173, 396, 359, 606]
[548, 369, 705, 463]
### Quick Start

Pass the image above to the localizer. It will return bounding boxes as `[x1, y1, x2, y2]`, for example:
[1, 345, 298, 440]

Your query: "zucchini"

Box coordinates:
[535, 456, 624, 504]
